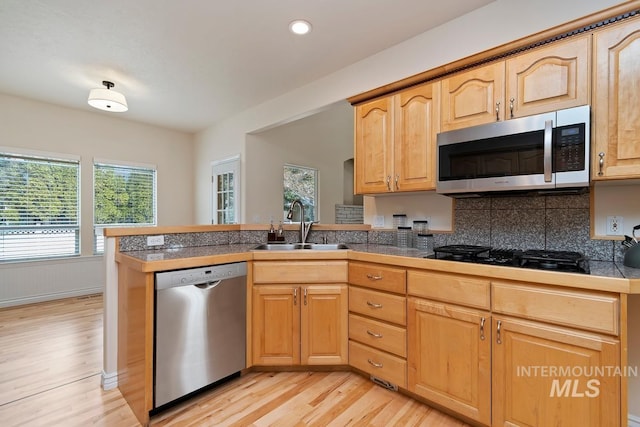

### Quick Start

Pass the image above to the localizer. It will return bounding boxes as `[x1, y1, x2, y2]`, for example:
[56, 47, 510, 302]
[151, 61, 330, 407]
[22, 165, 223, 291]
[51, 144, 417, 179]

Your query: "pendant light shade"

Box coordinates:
[88, 80, 128, 112]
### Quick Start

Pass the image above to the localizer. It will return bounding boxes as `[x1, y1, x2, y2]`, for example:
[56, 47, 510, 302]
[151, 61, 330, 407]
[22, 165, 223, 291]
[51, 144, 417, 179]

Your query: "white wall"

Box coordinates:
[592, 183, 640, 238]
[194, 0, 626, 225]
[0, 93, 194, 306]
[245, 101, 354, 224]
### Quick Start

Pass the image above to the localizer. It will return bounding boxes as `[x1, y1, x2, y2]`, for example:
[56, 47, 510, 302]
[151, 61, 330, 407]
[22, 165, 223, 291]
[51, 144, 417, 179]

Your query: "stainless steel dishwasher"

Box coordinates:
[154, 262, 247, 409]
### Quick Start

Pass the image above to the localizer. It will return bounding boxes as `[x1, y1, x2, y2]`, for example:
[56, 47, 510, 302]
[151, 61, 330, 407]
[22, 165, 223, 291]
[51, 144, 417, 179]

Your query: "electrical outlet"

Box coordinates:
[606, 216, 623, 236]
[373, 215, 385, 228]
[147, 235, 165, 246]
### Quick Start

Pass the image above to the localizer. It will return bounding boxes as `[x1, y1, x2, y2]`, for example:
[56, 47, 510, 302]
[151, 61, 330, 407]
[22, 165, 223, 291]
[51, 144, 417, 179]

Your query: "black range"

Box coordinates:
[430, 244, 590, 274]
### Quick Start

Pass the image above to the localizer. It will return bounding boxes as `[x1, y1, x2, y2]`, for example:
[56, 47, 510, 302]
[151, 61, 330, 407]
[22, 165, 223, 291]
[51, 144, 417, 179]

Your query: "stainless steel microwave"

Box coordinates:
[436, 105, 590, 197]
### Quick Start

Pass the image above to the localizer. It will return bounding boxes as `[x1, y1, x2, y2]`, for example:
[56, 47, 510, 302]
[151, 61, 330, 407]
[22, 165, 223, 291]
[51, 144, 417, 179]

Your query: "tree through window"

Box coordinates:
[283, 164, 317, 222]
[94, 161, 156, 253]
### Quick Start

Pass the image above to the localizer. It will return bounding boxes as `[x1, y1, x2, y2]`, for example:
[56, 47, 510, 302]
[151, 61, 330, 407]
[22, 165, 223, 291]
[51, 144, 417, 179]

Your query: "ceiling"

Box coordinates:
[0, 0, 493, 133]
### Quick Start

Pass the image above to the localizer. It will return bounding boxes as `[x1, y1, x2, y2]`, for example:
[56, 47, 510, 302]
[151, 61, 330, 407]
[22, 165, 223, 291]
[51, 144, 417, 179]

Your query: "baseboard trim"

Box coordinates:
[0, 287, 103, 308]
[101, 370, 118, 390]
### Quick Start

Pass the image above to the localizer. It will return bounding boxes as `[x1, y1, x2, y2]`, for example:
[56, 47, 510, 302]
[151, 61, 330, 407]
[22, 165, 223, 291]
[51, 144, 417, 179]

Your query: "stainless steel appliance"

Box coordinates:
[430, 245, 590, 274]
[436, 105, 590, 197]
[154, 262, 247, 409]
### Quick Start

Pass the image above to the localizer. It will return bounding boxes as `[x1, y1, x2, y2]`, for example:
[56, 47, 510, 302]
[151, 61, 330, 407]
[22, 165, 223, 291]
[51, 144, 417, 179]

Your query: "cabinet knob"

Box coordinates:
[386, 175, 391, 190]
[496, 320, 502, 344]
[293, 288, 297, 305]
[480, 317, 486, 341]
[495, 101, 501, 121]
[509, 98, 515, 119]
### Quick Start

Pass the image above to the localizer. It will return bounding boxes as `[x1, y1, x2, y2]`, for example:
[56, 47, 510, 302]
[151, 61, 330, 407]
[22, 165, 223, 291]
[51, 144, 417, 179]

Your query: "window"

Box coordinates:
[283, 164, 317, 222]
[94, 161, 157, 253]
[0, 150, 80, 261]
[211, 156, 240, 224]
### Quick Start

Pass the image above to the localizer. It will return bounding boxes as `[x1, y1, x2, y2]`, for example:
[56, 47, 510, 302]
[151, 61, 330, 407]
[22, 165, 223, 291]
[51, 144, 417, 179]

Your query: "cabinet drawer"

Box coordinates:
[349, 286, 406, 325]
[349, 340, 407, 388]
[253, 261, 347, 284]
[407, 270, 490, 310]
[492, 281, 620, 335]
[349, 314, 406, 357]
[349, 262, 406, 293]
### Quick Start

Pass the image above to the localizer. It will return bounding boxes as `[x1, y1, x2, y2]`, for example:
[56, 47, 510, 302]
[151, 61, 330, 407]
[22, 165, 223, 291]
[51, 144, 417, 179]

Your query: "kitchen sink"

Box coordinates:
[252, 243, 349, 251]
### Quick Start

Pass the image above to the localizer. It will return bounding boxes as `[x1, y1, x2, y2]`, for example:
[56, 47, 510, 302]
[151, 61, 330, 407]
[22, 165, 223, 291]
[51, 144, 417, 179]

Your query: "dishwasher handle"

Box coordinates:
[194, 280, 222, 290]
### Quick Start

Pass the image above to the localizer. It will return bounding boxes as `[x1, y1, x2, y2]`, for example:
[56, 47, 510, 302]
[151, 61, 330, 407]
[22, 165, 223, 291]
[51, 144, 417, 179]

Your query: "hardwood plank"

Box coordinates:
[0, 295, 470, 427]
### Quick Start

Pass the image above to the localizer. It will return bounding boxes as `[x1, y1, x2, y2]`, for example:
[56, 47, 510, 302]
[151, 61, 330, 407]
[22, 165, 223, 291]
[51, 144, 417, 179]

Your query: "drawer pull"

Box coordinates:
[366, 330, 383, 338]
[367, 358, 383, 368]
[366, 273, 383, 281]
[366, 301, 383, 309]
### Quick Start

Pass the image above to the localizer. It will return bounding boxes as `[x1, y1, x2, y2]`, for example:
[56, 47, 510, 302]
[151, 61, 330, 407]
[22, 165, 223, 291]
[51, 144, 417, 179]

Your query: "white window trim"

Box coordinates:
[211, 155, 240, 224]
[1, 148, 81, 261]
[92, 159, 157, 254]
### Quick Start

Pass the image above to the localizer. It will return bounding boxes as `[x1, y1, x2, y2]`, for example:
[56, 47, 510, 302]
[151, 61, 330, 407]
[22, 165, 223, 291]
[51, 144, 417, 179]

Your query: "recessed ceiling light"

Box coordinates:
[289, 19, 312, 35]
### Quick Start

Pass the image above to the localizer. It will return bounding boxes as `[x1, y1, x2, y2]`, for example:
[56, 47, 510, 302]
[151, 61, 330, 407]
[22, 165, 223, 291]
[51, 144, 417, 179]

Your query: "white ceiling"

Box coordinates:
[0, 0, 493, 133]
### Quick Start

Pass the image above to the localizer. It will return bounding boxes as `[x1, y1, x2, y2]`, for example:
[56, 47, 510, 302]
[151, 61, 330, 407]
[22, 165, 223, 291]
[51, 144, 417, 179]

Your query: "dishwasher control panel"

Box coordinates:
[155, 262, 247, 290]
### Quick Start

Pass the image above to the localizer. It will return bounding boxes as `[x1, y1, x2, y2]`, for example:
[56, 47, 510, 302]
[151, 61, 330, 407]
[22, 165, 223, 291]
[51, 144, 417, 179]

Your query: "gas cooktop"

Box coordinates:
[430, 245, 590, 274]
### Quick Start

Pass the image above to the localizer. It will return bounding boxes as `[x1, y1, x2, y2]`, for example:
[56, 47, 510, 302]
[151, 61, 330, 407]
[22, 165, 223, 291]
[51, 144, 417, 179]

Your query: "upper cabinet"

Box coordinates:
[506, 34, 590, 119]
[592, 17, 640, 180]
[441, 35, 590, 132]
[355, 82, 439, 194]
[441, 62, 505, 131]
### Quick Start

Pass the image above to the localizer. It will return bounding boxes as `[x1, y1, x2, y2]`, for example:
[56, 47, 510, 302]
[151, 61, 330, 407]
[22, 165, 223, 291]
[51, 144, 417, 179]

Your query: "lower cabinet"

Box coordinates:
[252, 284, 348, 366]
[492, 316, 620, 427]
[348, 261, 408, 388]
[407, 297, 491, 425]
[406, 270, 622, 427]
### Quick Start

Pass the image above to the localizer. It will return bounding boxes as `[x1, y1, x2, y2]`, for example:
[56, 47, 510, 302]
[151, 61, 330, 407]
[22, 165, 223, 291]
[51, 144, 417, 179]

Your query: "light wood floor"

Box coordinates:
[0, 295, 470, 427]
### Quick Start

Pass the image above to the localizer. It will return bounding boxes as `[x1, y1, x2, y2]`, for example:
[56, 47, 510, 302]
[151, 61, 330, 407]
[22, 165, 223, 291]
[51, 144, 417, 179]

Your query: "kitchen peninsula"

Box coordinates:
[105, 224, 640, 426]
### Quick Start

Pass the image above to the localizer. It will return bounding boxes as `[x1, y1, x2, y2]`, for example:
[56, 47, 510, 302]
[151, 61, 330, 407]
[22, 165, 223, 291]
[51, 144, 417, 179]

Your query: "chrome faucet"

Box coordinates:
[287, 199, 313, 244]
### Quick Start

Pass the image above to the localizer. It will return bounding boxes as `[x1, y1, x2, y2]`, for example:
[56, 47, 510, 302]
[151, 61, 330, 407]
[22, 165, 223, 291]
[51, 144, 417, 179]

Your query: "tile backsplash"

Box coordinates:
[117, 192, 624, 263]
[434, 192, 618, 262]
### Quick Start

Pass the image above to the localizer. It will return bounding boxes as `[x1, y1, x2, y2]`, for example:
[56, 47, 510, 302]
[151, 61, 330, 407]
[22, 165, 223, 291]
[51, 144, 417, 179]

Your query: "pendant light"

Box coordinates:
[88, 80, 128, 112]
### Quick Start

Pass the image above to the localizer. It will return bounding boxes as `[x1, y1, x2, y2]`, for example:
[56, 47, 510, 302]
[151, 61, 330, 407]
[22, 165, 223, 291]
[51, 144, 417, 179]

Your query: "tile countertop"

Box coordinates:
[116, 243, 640, 292]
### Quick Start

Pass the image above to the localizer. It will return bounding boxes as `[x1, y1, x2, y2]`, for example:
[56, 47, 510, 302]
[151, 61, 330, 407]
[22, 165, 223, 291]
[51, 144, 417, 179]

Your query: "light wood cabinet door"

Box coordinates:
[592, 17, 640, 180]
[441, 62, 505, 131]
[407, 297, 491, 425]
[505, 35, 590, 119]
[492, 316, 620, 427]
[252, 285, 300, 365]
[355, 97, 393, 194]
[393, 82, 440, 191]
[301, 285, 348, 365]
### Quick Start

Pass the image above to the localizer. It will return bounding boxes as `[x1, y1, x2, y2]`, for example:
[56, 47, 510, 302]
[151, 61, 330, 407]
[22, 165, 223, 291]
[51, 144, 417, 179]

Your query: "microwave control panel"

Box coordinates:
[554, 123, 585, 172]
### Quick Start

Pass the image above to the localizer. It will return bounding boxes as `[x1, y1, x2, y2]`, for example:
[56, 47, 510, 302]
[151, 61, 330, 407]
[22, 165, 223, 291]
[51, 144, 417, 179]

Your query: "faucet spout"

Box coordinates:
[287, 199, 311, 244]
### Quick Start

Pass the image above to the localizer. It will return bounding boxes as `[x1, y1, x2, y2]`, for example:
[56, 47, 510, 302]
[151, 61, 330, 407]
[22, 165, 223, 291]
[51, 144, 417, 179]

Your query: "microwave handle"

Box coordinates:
[544, 119, 553, 182]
